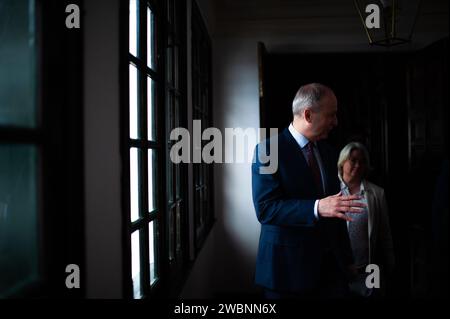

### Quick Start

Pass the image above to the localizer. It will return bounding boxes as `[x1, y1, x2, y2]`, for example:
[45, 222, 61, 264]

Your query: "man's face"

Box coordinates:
[310, 93, 338, 140]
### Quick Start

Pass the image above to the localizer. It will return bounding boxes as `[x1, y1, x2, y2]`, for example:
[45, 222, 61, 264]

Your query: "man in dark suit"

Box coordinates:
[252, 83, 364, 298]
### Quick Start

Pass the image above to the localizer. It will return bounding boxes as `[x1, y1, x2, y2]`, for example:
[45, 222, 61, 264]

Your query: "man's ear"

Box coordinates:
[304, 108, 313, 123]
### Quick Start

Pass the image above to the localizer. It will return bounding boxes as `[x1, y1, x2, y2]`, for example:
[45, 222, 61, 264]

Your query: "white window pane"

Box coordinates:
[147, 7, 154, 69]
[129, 0, 138, 56]
[131, 230, 141, 299]
[129, 64, 138, 139]
[149, 221, 157, 285]
[130, 148, 139, 222]
[147, 77, 155, 141]
[148, 149, 155, 211]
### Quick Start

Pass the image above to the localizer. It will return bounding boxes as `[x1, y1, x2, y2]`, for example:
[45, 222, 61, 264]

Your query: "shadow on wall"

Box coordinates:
[211, 221, 263, 298]
[181, 163, 263, 298]
[213, 161, 263, 298]
[180, 217, 263, 298]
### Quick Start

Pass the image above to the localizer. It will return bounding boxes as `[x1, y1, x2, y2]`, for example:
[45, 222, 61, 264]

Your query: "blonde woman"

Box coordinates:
[338, 142, 395, 297]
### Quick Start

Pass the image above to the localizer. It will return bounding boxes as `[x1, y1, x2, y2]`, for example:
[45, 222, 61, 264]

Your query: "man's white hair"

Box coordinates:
[292, 83, 332, 117]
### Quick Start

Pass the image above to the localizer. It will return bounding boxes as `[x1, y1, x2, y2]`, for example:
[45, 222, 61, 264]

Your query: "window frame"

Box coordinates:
[0, 0, 85, 298]
[121, 0, 166, 298]
[163, 0, 190, 297]
[191, 0, 214, 253]
[122, 0, 210, 299]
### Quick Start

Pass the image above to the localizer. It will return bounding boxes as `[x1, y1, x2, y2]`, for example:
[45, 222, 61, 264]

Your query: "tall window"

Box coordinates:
[1, 0, 84, 298]
[126, 0, 187, 298]
[127, 0, 161, 298]
[126, 0, 209, 298]
[0, 0, 40, 297]
[192, 2, 214, 251]
[164, 0, 188, 290]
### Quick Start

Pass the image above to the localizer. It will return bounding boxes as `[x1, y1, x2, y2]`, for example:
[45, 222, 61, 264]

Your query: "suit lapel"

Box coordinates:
[363, 181, 375, 239]
[282, 128, 309, 167]
[363, 181, 377, 264]
[282, 128, 317, 192]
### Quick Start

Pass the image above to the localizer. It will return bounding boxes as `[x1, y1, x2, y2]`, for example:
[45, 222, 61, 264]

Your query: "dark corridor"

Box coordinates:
[260, 37, 449, 298]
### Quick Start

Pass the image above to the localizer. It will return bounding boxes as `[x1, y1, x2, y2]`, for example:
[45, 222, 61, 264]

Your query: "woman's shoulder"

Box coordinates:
[363, 180, 385, 195]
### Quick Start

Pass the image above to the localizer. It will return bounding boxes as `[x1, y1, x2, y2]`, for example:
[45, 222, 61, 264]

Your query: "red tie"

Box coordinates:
[305, 142, 323, 195]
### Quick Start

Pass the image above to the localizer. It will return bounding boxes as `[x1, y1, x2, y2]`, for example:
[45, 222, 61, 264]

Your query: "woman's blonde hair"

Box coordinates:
[337, 142, 371, 180]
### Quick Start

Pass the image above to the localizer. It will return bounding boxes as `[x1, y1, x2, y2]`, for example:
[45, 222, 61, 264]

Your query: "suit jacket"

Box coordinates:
[251, 128, 353, 293]
[363, 180, 395, 273]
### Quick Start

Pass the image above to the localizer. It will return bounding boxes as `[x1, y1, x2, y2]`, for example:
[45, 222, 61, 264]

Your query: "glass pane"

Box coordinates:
[199, 187, 204, 225]
[166, 92, 174, 203]
[167, 161, 173, 203]
[129, 0, 139, 57]
[148, 149, 156, 212]
[176, 203, 181, 253]
[174, 46, 179, 90]
[147, 77, 155, 141]
[195, 189, 201, 227]
[173, 0, 178, 31]
[129, 64, 139, 139]
[0, 145, 38, 297]
[166, 46, 173, 85]
[0, 0, 36, 128]
[131, 230, 141, 299]
[176, 165, 181, 199]
[168, 207, 175, 261]
[175, 96, 180, 126]
[167, 0, 173, 23]
[166, 91, 173, 133]
[175, 98, 180, 201]
[148, 221, 158, 285]
[130, 148, 140, 222]
[147, 7, 155, 69]
[194, 163, 198, 187]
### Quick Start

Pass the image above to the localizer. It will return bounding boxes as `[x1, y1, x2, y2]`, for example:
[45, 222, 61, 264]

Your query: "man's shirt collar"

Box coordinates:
[288, 123, 311, 149]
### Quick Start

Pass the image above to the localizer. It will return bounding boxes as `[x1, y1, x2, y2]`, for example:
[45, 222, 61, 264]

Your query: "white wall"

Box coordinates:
[181, 6, 263, 295]
[84, 0, 123, 298]
[208, 37, 262, 295]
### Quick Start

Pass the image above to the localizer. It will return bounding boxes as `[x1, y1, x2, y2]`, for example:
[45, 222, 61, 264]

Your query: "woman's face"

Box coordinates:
[342, 149, 366, 183]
